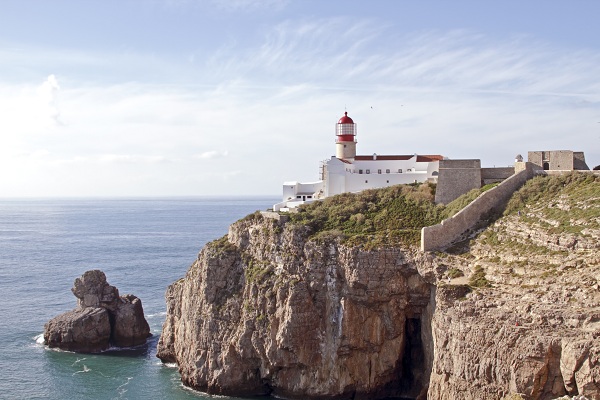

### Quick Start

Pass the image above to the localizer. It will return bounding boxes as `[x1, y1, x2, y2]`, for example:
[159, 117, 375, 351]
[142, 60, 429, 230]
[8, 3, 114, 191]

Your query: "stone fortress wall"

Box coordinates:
[421, 162, 537, 252]
[423, 150, 591, 252]
[528, 150, 589, 171]
[481, 167, 515, 184]
[434, 160, 483, 205]
[434, 161, 517, 206]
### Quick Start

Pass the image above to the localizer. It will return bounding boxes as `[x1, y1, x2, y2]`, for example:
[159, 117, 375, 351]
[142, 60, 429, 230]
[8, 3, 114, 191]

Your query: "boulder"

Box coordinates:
[44, 270, 151, 353]
[71, 269, 119, 310]
[112, 294, 152, 347]
[44, 307, 111, 352]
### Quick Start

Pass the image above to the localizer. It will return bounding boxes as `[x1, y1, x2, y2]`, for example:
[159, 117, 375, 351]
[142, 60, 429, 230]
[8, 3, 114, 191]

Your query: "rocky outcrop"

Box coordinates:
[157, 215, 436, 399]
[44, 270, 151, 352]
[428, 284, 600, 400]
[157, 174, 599, 399]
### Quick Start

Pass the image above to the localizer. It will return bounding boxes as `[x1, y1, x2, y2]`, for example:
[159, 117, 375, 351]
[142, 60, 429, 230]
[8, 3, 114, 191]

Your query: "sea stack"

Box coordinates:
[44, 270, 151, 353]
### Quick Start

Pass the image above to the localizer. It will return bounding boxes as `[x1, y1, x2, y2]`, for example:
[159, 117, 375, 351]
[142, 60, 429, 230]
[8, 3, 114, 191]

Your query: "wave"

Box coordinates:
[116, 376, 133, 398]
[72, 365, 91, 375]
[71, 357, 87, 366]
[146, 311, 167, 318]
[34, 333, 45, 345]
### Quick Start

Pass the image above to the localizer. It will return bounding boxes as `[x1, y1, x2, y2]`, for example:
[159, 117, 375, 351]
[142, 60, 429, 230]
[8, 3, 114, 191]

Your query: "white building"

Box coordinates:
[273, 112, 443, 211]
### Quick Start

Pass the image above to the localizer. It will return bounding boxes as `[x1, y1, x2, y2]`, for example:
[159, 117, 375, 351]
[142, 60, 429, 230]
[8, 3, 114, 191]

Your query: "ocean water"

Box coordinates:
[0, 197, 277, 400]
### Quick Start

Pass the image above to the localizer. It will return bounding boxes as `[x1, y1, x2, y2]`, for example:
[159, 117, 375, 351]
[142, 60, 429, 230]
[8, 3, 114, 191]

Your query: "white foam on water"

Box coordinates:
[162, 362, 178, 368]
[72, 365, 91, 375]
[34, 333, 44, 345]
[177, 381, 231, 398]
[147, 311, 167, 318]
[71, 357, 87, 366]
[116, 377, 133, 397]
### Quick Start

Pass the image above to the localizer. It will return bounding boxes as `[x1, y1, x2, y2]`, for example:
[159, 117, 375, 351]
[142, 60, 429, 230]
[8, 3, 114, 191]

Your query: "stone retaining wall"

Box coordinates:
[260, 211, 290, 222]
[421, 163, 536, 252]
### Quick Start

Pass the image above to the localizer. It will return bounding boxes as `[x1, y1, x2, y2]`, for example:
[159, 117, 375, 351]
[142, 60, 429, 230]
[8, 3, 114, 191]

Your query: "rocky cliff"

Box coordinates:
[157, 174, 599, 399]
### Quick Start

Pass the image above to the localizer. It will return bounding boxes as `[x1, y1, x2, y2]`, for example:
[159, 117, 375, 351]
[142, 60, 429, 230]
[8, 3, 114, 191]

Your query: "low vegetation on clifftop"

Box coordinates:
[289, 182, 443, 247]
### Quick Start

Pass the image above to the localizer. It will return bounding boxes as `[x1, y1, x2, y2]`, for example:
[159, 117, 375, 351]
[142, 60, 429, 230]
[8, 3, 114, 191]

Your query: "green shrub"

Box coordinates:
[469, 266, 491, 288]
[244, 258, 273, 284]
[210, 235, 237, 254]
[289, 183, 444, 247]
[447, 268, 464, 279]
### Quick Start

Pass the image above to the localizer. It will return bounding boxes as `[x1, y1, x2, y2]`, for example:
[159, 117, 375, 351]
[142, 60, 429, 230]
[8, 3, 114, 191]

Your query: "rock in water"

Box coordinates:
[112, 294, 151, 347]
[71, 269, 119, 310]
[44, 270, 151, 353]
[44, 307, 111, 353]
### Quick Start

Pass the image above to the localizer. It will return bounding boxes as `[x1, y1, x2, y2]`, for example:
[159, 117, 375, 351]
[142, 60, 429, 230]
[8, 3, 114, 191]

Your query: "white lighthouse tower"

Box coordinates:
[335, 111, 357, 161]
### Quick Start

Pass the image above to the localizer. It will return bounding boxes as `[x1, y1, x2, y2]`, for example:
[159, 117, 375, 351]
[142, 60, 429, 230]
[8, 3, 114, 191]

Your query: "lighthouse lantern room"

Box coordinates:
[335, 112, 357, 160]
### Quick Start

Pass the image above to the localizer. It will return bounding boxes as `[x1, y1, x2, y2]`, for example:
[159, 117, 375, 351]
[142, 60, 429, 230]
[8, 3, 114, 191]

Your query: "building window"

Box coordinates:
[296, 195, 302, 199]
[365, 180, 368, 183]
[307, 195, 312, 199]
[398, 169, 403, 173]
[366, 169, 370, 174]
[386, 169, 390, 173]
[378, 169, 382, 174]
[359, 169, 363, 174]
[386, 180, 389, 183]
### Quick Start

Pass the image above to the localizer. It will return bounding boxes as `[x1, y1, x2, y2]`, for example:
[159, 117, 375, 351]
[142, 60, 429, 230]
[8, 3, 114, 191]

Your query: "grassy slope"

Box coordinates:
[289, 183, 444, 247]
[468, 172, 599, 286]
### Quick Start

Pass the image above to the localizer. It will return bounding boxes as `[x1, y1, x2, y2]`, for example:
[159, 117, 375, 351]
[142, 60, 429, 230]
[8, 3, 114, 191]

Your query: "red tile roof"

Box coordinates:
[353, 154, 443, 162]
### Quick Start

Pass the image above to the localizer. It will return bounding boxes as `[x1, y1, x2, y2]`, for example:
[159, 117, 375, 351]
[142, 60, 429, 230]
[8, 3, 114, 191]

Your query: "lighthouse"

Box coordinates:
[272, 111, 443, 212]
[335, 111, 357, 161]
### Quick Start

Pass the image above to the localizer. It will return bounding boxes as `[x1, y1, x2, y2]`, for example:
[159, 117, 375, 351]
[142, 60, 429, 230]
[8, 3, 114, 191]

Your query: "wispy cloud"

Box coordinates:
[1, 17, 599, 196]
[194, 150, 229, 160]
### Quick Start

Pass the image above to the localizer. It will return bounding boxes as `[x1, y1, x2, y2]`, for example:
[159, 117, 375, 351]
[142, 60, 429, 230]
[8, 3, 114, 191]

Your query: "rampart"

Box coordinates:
[421, 162, 536, 252]
[481, 167, 514, 184]
[434, 159, 482, 205]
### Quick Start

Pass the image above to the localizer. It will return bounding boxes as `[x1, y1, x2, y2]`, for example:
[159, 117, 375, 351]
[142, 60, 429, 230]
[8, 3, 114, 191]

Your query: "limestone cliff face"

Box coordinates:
[157, 214, 436, 399]
[158, 175, 600, 399]
[428, 174, 600, 399]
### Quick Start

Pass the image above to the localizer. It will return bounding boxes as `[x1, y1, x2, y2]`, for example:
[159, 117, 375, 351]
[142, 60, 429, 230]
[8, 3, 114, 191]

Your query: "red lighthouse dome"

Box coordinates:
[338, 111, 354, 124]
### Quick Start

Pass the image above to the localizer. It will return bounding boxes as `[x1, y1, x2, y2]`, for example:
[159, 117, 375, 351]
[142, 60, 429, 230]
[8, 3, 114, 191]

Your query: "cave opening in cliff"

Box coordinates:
[399, 317, 426, 398]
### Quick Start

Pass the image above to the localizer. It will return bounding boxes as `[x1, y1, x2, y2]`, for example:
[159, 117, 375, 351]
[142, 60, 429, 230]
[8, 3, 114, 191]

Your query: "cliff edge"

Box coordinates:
[157, 174, 599, 399]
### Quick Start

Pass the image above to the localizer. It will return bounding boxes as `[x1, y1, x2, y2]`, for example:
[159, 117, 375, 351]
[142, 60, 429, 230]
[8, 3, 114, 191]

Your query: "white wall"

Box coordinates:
[276, 155, 438, 211]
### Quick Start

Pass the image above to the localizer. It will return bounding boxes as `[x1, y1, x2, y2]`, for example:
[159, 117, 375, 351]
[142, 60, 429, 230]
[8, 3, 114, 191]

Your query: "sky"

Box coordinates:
[1, 0, 599, 197]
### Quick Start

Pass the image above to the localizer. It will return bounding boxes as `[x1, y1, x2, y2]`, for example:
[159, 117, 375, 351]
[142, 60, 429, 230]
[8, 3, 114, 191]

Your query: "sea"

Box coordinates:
[0, 197, 278, 400]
